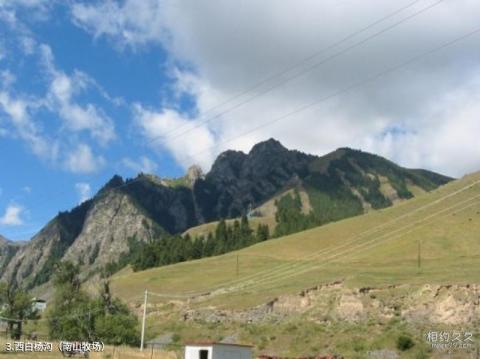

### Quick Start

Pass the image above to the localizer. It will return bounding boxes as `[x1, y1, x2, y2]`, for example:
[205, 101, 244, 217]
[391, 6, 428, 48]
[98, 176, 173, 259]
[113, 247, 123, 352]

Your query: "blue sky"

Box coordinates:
[1, 0, 480, 240]
[0, 2, 187, 239]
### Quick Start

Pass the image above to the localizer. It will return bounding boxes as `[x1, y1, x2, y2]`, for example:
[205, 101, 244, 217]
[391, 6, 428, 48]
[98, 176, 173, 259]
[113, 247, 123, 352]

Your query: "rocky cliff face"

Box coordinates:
[197, 139, 313, 219]
[0, 139, 453, 288]
[62, 191, 159, 279]
[1, 199, 93, 288]
[0, 235, 22, 275]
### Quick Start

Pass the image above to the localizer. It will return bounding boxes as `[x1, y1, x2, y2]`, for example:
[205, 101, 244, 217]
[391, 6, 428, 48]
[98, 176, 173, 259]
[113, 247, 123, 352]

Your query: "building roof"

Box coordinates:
[185, 342, 253, 348]
[31, 298, 46, 303]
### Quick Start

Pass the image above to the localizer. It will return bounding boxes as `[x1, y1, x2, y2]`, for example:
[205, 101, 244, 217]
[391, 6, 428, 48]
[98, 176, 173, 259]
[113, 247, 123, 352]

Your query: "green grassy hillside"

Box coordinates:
[112, 172, 480, 309]
[109, 172, 480, 358]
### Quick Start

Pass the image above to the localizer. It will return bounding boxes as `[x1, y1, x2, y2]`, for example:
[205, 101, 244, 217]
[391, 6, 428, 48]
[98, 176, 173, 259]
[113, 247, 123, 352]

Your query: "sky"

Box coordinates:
[0, 0, 479, 241]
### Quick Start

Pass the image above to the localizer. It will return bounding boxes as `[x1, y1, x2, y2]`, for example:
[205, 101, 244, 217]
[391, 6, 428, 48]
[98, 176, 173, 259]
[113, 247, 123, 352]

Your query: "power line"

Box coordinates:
[130, 179, 480, 300]
[2, 0, 433, 232]
[173, 24, 480, 166]
[177, 194, 479, 300]
[249, 198, 480, 294]
[5, 1, 454, 237]
[147, 0, 444, 147]
[148, 0, 426, 140]
[217, 185, 480, 293]
[198, 180, 480, 294]
[230, 194, 480, 293]
[8, 8, 479, 306]
[120, 179, 480, 300]
[139, 194, 479, 325]
[96, 178, 480, 301]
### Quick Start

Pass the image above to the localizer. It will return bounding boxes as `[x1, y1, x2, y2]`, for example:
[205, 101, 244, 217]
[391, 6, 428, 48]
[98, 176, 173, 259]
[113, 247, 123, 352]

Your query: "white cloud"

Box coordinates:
[71, 0, 168, 50]
[0, 0, 52, 21]
[134, 104, 215, 170]
[75, 182, 92, 203]
[361, 74, 480, 177]
[0, 4, 119, 176]
[40, 44, 115, 145]
[72, 0, 480, 177]
[0, 90, 58, 161]
[22, 186, 31, 193]
[122, 156, 158, 174]
[0, 204, 24, 226]
[65, 143, 105, 174]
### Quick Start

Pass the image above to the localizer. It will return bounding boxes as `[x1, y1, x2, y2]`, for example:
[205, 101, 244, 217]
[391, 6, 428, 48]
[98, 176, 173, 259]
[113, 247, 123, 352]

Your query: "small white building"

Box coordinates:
[31, 298, 47, 312]
[185, 342, 253, 359]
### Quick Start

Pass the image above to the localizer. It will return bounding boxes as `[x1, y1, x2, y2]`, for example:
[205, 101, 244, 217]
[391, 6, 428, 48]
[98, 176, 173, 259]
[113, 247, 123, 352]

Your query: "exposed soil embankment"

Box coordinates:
[180, 282, 480, 325]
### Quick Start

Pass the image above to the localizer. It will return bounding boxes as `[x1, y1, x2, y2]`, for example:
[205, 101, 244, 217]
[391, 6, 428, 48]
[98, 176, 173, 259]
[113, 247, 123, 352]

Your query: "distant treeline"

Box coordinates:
[103, 215, 270, 274]
[274, 188, 362, 237]
[104, 188, 352, 275]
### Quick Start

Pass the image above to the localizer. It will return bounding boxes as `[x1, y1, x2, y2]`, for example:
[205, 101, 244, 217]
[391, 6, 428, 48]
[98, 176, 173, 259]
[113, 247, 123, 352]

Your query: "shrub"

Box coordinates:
[396, 334, 415, 351]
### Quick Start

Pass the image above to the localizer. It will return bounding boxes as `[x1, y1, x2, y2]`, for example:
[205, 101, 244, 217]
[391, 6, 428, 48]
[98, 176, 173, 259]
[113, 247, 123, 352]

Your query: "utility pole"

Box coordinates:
[236, 254, 239, 278]
[140, 289, 148, 351]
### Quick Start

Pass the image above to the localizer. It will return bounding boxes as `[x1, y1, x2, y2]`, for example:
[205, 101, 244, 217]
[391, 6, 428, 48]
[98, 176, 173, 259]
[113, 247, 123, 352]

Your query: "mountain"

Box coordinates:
[0, 139, 452, 288]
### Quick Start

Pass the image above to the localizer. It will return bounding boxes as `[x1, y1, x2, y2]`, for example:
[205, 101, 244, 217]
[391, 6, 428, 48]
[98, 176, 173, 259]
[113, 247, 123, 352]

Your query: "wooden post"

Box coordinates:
[236, 254, 239, 278]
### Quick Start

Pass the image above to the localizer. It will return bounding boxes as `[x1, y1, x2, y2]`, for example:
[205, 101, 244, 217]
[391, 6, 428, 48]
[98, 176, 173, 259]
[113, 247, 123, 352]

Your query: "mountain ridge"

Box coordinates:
[0, 139, 453, 289]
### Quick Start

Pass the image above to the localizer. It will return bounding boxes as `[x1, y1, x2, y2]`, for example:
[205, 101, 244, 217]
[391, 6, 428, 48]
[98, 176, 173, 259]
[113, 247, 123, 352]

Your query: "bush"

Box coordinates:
[48, 262, 139, 345]
[396, 334, 415, 351]
[95, 310, 139, 346]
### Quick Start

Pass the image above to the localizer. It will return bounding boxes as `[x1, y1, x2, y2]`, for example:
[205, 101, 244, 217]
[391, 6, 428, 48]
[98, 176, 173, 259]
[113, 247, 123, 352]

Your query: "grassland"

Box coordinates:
[109, 173, 480, 357]
[5, 173, 480, 358]
[112, 172, 480, 309]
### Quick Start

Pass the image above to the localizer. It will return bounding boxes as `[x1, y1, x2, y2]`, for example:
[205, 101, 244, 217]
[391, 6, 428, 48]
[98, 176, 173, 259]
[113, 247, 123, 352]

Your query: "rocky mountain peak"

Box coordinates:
[208, 150, 247, 180]
[102, 175, 125, 191]
[249, 138, 288, 156]
[187, 165, 204, 185]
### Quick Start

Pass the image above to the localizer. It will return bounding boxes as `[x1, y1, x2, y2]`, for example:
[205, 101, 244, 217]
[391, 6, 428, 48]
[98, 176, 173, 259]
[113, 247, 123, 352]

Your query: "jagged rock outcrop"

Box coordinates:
[186, 165, 204, 185]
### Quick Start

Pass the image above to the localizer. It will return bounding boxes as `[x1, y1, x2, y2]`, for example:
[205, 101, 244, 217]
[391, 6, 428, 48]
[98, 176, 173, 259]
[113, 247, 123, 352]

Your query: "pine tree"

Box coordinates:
[192, 235, 204, 259]
[240, 215, 253, 245]
[204, 232, 216, 256]
[256, 224, 270, 241]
